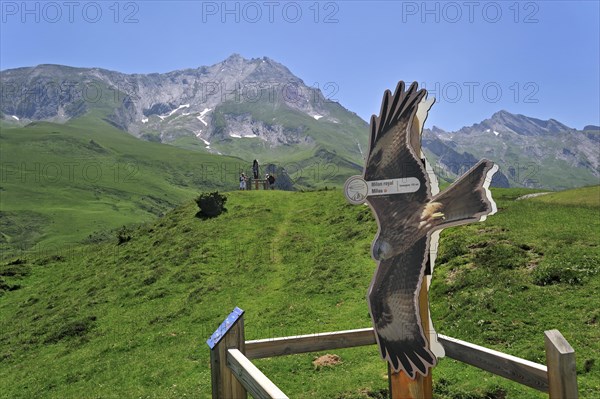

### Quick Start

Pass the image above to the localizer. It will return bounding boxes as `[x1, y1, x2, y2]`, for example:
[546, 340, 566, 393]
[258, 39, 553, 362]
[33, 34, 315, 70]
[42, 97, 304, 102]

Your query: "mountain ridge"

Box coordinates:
[1, 56, 598, 190]
[0, 54, 369, 174]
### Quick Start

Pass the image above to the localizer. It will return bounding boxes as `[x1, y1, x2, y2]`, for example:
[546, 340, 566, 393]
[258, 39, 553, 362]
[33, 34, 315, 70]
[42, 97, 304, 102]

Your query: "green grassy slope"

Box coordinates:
[531, 185, 600, 207]
[429, 187, 600, 397]
[0, 115, 243, 257]
[0, 187, 598, 398]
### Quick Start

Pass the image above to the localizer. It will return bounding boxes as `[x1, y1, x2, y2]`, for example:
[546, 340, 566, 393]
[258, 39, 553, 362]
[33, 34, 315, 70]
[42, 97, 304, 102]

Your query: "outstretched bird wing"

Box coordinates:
[364, 81, 428, 187]
[364, 82, 431, 246]
[363, 81, 437, 378]
[430, 160, 498, 230]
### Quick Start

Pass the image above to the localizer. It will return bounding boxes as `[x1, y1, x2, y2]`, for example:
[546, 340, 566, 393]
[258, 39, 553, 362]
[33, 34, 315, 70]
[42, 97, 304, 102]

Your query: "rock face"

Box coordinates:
[457, 110, 571, 136]
[423, 111, 599, 190]
[422, 135, 510, 188]
[220, 113, 313, 146]
[0, 54, 368, 166]
[263, 164, 295, 191]
[1, 57, 597, 190]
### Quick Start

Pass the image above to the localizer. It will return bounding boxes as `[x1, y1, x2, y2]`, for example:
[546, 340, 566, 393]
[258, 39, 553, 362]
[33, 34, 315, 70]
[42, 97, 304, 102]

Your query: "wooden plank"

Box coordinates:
[389, 281, 433, 398]
[545, 329, 578, 398]
[211, 315, 247, 398]
[438, 334, 549, 392]
[250, 179, 269, 190]
[419, 283, 433, 398]
[227, 349, 289, 399]
[226, 317, 247, 398]
[245, 327, 377, 359]
[209, 346, 221, 399]
[246, 326, 550, 393]
[389, 366, 431, 399]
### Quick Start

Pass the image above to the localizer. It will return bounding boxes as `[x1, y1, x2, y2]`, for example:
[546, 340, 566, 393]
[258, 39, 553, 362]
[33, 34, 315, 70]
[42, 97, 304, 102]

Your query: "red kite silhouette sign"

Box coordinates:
[344, 81, 498, 378]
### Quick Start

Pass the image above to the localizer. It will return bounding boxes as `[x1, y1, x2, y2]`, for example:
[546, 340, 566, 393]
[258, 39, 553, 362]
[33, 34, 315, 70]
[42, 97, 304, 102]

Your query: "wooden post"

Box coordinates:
[209, 309, 247, 399]
[388, 281, 433, 398]
[545, 329, 578, 399]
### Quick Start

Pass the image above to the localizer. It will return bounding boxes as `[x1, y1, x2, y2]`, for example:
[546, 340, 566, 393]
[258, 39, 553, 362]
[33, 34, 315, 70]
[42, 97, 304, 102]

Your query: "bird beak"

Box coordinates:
[432, 212, 445, 220]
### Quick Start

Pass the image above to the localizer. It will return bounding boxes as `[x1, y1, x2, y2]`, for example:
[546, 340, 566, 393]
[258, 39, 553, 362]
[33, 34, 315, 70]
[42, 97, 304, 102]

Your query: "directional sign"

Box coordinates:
[344, 176, 421, 204]
[206, 307, 245, 350]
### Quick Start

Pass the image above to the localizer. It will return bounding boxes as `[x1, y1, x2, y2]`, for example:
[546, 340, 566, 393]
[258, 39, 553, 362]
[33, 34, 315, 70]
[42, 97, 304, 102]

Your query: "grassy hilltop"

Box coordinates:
[0, 114, 362, 260]
[0, 115, 243, 257]
[0, 186, 599, 398]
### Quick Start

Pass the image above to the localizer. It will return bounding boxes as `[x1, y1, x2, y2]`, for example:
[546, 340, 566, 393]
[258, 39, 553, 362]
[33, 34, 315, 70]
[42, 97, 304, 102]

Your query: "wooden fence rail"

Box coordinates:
[247, 178, 269, 190]
[208, 312, 578, 398]
[245, 327, 376, 360]
[227, 349, 289, 399]
[438, 334, 549, 392]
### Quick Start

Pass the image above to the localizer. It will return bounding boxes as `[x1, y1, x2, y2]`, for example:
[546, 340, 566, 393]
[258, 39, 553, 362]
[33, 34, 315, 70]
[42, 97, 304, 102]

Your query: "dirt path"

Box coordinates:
[515, 192, 551, 201]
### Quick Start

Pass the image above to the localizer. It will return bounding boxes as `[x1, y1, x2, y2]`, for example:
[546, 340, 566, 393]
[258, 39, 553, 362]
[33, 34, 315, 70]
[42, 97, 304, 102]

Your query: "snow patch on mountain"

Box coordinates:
[196, 108, 211, 126]
[158, 104, 190, 120]
[228, 133, 258, 138]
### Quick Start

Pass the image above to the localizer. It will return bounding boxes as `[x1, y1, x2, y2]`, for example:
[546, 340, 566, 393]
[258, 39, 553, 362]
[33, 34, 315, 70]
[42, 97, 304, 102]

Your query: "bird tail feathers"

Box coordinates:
[377, 333, 436, 379]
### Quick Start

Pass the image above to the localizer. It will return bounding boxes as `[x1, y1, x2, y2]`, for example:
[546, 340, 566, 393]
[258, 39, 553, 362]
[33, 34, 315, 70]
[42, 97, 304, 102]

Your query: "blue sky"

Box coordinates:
[1, 0, 599, 130]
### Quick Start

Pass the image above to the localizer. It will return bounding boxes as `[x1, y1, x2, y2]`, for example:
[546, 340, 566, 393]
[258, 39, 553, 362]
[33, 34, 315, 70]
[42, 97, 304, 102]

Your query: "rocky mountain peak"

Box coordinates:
[220, 53, 247, 67]
[429, 125, 448, 135]
[0, 54, 368, 164]
[225, 53, 245, 61]
[457, 110, 572, 137]
[491, 109, 512, 118]
[423, 110, 598, 189]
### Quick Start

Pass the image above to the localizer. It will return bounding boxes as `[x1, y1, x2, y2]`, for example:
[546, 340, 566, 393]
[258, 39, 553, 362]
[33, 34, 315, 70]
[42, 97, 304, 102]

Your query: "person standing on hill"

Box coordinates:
[267, 173, 275, 190]
[252, 160, 259, 179]
[239, 173, 247, 190]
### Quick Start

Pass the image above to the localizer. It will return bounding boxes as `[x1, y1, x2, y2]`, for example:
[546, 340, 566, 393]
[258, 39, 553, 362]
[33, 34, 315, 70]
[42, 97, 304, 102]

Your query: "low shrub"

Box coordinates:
[195, 192, 227, 218]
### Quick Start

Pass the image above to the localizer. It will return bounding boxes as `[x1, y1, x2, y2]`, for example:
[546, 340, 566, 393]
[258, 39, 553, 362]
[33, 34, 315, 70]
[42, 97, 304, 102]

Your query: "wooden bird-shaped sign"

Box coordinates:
[344, 81, 498, 379]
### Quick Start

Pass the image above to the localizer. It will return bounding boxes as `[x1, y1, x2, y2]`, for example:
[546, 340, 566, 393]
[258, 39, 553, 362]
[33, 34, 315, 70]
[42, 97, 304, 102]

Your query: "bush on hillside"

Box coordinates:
[117, 226, 132, 245]
[195, 192, 227, 219]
